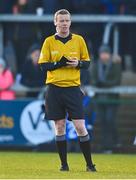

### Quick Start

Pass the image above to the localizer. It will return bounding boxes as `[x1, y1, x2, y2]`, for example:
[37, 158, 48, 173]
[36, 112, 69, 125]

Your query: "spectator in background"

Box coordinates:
[0, 58, 15, 100]
[13, 0, 35, 14]
[101, 0, 117, 14]
[4, 41, 17, 76]
[12, 0, 39, 72]
[0, 0, 16, 14]
[80, 69, 96, 142]
[1, 0, 17, 71]
[20, 44, 45, 97]
[91, 45, 122, 153]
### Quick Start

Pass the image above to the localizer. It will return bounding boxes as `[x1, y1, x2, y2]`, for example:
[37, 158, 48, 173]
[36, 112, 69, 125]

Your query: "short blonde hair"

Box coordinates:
[54, 9, 71, 22]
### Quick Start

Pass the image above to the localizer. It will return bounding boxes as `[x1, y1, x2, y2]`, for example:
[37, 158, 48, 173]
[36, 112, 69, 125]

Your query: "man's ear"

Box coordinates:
[54, 20, 57, 26]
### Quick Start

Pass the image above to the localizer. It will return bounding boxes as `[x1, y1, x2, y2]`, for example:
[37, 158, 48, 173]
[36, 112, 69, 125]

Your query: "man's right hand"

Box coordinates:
[40, 56, 70, 71]
[57, 56, 68, 67]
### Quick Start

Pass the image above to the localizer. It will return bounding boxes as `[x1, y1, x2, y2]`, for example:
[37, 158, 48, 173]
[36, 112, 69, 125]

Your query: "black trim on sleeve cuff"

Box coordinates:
[77, 61, 90, 69]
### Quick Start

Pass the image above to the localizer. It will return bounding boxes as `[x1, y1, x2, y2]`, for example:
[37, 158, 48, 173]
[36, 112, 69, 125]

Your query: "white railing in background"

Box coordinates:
[0, 15, 136, 23]
[10, 84, 136, 95]
[0, 14, 136, 57]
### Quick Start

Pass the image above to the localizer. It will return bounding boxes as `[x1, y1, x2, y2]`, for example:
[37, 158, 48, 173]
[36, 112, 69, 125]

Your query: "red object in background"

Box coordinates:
[0, 69, 15, 100]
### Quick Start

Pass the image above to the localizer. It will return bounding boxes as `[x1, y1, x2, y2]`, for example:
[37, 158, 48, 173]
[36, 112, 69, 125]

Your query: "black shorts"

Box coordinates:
[45, 84, 84, 121]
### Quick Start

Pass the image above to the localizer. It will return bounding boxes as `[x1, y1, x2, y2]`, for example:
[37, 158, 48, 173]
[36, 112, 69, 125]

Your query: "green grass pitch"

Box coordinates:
[0, 152, 136, 179]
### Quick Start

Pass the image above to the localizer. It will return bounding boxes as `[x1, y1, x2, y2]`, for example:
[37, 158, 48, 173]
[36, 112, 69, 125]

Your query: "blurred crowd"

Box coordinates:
[0, 0, 136, 81]
[1, 0, 136, 15]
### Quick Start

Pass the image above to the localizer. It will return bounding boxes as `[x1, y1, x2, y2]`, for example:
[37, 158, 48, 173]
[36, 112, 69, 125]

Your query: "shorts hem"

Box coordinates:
[46, 117, 66, 121]
[67, 116, 84, 121]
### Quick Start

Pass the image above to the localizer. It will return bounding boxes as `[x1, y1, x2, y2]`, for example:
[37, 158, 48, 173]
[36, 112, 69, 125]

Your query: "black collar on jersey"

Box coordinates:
[54, 33, 72, 44]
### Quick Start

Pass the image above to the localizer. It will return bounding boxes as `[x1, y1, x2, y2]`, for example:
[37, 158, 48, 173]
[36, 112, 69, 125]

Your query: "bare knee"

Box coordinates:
[54, 120, 66, 136]
[73, 120, 88, 136]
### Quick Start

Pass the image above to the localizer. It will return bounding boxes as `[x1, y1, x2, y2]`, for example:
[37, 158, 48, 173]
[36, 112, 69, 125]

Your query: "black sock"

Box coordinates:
[79, 134, 93, 167]
[56, 135, 67, 166]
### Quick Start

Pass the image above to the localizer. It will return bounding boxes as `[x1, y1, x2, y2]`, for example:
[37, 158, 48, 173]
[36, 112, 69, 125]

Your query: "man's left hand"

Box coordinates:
[66, 58, 79, 67]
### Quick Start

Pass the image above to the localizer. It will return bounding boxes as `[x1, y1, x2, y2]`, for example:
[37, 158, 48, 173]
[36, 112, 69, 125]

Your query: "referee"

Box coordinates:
[38, 9, 96, 172]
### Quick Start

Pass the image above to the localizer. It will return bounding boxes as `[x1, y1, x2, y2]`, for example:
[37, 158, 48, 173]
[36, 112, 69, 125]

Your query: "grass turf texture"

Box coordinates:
[0, 152, 136, 179]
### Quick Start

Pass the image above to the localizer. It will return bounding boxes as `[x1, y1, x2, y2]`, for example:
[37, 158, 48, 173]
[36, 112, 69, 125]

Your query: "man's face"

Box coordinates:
[99, 52, 111, 63]
[55, 14, 71, 35]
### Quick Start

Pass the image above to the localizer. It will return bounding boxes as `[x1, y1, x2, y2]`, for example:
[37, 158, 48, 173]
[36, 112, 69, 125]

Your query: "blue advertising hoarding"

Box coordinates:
[0, 97, 95, 146]
[0, 100, 55, 146]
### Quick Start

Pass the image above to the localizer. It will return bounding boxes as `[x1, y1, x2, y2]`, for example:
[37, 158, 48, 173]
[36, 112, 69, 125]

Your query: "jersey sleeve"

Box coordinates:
[80, 36, 90, 61]
[38, 38, 51, 64]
